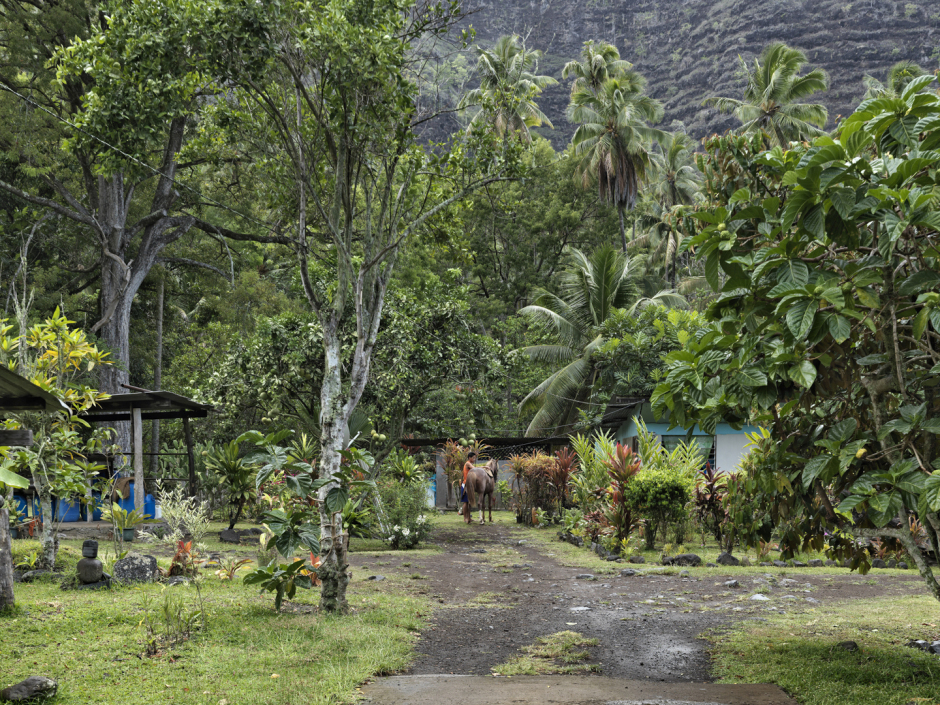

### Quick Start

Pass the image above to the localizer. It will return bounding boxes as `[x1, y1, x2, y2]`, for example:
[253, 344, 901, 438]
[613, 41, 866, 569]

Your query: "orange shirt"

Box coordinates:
[462, 460, 474, 485]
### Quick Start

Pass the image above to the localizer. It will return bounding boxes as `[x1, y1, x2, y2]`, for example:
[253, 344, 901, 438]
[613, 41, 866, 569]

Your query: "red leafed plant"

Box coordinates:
[694, 462, 728, 543]
[603, 444, 641, 543]
[169, 540, 197, 577]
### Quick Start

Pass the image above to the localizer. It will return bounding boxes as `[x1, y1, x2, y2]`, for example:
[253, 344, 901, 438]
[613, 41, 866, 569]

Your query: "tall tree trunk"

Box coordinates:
[150, 274, 164, 477]
[34, 487, 56, 570]
[0, 497, 14, 609]
[317, 331, 350, 613]
[619, 209, 627, 253]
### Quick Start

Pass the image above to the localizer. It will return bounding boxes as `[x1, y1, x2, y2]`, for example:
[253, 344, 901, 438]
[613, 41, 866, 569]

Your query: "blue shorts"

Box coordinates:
[461, 486, 468, 503]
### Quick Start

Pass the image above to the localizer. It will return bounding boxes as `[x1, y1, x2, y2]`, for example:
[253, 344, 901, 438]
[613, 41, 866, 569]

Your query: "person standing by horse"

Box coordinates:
[459, 451, 477, 522]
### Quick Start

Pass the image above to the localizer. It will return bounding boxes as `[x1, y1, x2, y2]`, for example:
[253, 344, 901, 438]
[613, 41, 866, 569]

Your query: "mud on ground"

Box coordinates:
[347, 514, 927, 682]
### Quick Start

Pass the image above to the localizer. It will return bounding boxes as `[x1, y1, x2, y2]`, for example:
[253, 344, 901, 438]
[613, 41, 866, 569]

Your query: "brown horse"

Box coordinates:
[463, 459, 498, 524]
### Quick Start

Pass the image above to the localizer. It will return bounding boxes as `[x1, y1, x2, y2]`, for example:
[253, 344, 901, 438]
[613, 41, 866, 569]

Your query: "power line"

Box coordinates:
[0, 83, 282, 239]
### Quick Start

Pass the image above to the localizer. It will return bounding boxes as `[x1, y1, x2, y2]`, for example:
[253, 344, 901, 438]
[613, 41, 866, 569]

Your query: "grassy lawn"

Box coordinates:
[1, 525, 438, 705]
[705, 595, 940, 705]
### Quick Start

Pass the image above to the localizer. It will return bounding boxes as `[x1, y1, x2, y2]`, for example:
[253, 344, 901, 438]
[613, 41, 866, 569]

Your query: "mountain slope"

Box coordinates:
[461, 0, 940, 145]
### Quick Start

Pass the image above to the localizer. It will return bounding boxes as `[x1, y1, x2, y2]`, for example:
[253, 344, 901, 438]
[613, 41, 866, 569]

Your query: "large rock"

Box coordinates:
[808, 559, 824, 567]
[220, 528, 243, 544]
[20, 570, 60, 583]
[664, 553, 702, 567]
[1, 676, 57, 702]
[113, 552, 158, 583]
[628, 556, 645, 564]
[871, 558, 887, 569]
[716, 552, 740, 566]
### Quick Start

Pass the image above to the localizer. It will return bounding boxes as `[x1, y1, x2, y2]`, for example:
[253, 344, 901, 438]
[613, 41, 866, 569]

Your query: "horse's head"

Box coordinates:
[485, 458, 499, 481]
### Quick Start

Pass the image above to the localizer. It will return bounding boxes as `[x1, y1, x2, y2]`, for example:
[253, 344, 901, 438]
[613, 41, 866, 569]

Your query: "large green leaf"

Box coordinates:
[0, 466, 29, 489]
[325, 486, 348, 513]
[867, 491, 903, 527]
[827, 314, 851, 342]
[789, 360, 817, 388]
[828, 418, 858, 444]
[786, 299, 817, 339]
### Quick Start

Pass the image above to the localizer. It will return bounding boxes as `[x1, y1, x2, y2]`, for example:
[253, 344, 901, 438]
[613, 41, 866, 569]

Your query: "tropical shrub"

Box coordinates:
[204, 438, 254, 530]
[376, 477, 433, 549]
[511, 449, 576, 525]
[624, 470, 692, 550]
[694, 462, 728, 543]
[602, 443, 642, 543]
[569, 430, 616, 512]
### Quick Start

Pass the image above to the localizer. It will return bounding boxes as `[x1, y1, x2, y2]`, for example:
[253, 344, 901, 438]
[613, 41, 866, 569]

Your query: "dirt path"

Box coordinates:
[349, 515, 927, 684]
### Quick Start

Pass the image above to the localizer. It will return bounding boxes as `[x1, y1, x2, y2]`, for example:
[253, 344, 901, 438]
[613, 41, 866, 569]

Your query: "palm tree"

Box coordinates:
[562, 40, 632, 96]
[569, 74, 666, 252]
[703, 42, 829, 147]
[518, 245, 686, 436]
[458, 35, 557, 141]
[649, 132, 702, 208]
[863, 61, 928, 99]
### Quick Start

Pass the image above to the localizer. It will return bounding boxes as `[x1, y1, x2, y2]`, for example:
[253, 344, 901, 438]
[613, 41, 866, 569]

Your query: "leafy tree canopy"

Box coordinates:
[653, 75, 940, 601]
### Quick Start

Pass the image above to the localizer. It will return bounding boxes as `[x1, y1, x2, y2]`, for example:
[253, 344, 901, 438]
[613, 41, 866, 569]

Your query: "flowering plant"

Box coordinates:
[385, 514, 431, 549]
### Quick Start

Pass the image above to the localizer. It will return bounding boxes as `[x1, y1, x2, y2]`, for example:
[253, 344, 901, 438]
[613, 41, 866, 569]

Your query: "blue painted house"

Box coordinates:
[614, 402, 759, 472]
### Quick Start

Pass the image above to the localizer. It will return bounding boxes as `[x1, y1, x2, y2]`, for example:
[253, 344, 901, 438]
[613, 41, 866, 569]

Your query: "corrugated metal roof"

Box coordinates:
[0, 366, 70, 413]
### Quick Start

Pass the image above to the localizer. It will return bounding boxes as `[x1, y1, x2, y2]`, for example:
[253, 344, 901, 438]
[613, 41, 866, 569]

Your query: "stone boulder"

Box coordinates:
[871, 558, 887, 569]
[663, 553, 702, 567]
[716, 552, 740, 566]
[772, 560, 788, 568]
[20, 570, 60, 583]
[628, 556, 645, 564]
[808, 559, 824, 567]
[1, 676, 57, 702]
[619, 568, 637, 577]
[113, 552, 158, 583]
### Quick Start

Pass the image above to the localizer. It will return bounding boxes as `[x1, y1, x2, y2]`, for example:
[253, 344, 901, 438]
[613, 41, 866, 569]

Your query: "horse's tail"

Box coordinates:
[466, 473, 476, 509]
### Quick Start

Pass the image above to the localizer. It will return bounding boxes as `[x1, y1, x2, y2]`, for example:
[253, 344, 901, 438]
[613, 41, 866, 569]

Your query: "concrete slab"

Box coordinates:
[360, 675, 798, 705]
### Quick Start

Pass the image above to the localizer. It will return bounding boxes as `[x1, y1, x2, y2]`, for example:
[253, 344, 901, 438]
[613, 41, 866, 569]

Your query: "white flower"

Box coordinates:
[393, 525, 400, 532]
[402, 528, 410, 537]
[417, 515, 426, 523]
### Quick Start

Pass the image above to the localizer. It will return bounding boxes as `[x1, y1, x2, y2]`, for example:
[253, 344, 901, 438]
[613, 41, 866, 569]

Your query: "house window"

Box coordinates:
[662, 435, 715, 468]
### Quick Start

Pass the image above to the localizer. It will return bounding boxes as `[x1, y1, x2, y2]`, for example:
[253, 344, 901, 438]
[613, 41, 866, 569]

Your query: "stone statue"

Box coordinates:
[75, 539, 109, 588]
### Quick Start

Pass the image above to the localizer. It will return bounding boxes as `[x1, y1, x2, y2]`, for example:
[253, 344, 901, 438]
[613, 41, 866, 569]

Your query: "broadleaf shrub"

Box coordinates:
[376, 478, 433, 549]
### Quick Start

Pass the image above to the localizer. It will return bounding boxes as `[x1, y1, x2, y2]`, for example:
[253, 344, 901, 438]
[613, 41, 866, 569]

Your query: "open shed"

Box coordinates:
[78, 390, 214, 512]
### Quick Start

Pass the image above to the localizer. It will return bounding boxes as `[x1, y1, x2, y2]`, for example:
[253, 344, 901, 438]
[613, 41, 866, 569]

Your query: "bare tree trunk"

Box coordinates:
[619, 209, 627, 253]
[35, 489, 57, 570]
[0, 498, 14, 609]
[317, 332, 350, 613]
[150, 274, 164, 477]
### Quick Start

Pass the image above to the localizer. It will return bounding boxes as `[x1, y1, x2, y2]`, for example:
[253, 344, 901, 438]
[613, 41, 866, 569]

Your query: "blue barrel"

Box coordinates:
[118, 482, 135, 513]
[13, 495, 43, 521]
[89, 490, 103, 521]
[55, 498, 82, 522]
[143, 494, 155, 520]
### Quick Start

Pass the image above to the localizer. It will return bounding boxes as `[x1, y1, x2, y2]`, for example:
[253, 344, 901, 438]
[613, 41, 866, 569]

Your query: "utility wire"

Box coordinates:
[0, 83, 282, 239]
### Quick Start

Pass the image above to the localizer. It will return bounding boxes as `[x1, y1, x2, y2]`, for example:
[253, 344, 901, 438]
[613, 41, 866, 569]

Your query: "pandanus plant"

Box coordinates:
[603, 443, 642, 542]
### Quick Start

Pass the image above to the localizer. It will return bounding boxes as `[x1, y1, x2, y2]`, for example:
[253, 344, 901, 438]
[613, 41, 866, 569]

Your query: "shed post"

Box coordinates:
[184, 416, 196, 498]
[132, 407, 144, 512]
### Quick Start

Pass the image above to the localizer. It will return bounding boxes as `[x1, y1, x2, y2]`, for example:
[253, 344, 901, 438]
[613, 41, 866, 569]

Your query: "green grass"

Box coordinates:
[511, 522, 922, 580]
[3, 524, 438, 704]
[705, 595, 940, 705]
[492, 631, 600, 676]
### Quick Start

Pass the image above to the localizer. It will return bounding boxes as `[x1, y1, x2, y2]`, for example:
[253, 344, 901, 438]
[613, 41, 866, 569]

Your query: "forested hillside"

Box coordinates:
[460, 0, 940, 144]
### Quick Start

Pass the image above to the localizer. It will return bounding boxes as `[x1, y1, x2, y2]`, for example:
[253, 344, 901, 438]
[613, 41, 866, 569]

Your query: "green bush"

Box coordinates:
[376, 478, 433, 549]
[624, 470, 691, 550]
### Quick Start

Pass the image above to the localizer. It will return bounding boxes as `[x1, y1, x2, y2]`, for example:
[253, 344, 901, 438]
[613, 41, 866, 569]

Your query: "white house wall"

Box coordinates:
[715, 433, 750, 473]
